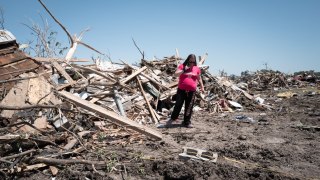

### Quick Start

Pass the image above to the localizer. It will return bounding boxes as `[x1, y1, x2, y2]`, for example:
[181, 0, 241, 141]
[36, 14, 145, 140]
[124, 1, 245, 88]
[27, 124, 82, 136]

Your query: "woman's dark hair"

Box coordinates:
[183, 54, 197, 71]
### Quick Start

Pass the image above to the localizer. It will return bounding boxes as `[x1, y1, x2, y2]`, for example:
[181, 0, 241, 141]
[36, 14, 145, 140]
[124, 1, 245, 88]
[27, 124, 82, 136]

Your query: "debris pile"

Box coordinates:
[235, 69, 320, 91]
[0, 28, 277, 177]
[3, 25, 319, 177]
[235, 70, 289, 91]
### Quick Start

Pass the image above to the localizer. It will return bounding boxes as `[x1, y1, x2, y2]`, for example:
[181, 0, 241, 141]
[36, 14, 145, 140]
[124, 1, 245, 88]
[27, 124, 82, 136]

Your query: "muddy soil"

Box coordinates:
[8, 89, 320, 180]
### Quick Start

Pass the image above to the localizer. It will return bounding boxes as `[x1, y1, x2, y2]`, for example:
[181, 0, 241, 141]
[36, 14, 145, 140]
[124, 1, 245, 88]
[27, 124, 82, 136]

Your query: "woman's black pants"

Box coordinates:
[170, 88, 196, 124]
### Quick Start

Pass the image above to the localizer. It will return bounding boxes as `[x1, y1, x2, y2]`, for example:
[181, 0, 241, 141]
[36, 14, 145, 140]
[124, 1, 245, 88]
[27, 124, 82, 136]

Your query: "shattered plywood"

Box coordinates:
[0, 79, 29, 118]
[0, 74, 60, 118]
[27, 75, 60, 104]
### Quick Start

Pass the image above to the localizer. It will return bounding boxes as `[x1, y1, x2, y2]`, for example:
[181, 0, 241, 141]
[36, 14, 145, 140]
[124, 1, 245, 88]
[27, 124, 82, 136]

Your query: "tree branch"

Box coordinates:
[37, 0, 74, 47]
[77, 41, 105, 55]
[132, 38, 144, 59]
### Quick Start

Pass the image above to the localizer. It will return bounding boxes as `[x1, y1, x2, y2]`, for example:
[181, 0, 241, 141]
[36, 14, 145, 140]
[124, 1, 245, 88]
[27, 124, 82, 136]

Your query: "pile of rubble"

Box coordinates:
[235, 70, 288, 91]
[0, 29, 275, 177]
[235, 69, 319, 92]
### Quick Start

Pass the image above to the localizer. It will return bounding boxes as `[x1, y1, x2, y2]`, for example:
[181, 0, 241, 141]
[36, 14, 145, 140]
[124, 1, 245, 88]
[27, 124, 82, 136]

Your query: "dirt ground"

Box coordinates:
[6, 88, 320, 180]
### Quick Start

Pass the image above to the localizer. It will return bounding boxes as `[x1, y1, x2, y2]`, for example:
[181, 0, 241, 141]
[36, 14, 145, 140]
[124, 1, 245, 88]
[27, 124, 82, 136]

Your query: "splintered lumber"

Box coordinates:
[57, 91, 162, 140]
[72, 64, 116, 82]
[120, 61, 169, 90]
[72, 64, 133, 91]
[51, 59, 75, 84]
[136, 77, 158, 124]
[140, 72, 170, 90]
[121, 66, 147, 84]
[34, 57, 89, 62]
[56, 81, 77, 91]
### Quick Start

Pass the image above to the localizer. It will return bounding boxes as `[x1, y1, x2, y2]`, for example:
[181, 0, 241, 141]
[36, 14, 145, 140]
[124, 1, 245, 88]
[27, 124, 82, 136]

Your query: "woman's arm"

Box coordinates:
[174, 69, 184, 77]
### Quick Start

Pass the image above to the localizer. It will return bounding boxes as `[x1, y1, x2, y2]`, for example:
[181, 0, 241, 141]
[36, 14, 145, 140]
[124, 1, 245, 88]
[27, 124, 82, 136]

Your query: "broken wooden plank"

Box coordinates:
[119, 61, 168, 90]
[57, 91, 162, 140]
[140, 72, 170, 90]
[72, 64, 116, 82]
[136, 93, 153, 107]
[34, 57, 89, 62]
[121, 66, 147, 84]
[56, 80, 77, 91]
[72, 64, 134, 91]
[51, 59, 75, 84]
[136, 77, 158, 124]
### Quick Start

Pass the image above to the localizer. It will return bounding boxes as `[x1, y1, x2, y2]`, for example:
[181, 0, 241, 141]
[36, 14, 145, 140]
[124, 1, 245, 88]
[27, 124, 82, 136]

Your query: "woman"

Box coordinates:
[167, 54, 204, 128]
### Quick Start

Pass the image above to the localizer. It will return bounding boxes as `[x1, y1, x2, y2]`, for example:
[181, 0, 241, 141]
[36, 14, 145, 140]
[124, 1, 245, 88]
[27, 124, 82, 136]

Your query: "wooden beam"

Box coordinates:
[57, 91, 162, 140]
[140, 72, 170, 90]
[121, 66, 147, 84]
[119, 61, 168, 90]
[136, 77, 158, 124]
[51, 59, 75, 84]
[56, 81, 77, 91]
[72, 64, 133, 92]
[72, 64, 115, 83]
[34, 57, 90, 62]
[136, 94, 153, 107]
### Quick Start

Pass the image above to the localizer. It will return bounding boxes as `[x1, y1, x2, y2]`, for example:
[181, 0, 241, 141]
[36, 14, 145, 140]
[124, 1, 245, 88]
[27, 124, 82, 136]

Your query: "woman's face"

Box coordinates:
[189, 57, 196, 67]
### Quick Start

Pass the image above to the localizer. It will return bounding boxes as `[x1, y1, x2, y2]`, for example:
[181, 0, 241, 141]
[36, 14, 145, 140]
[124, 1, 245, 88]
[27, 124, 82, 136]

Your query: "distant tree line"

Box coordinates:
[239, 69, 320, 77]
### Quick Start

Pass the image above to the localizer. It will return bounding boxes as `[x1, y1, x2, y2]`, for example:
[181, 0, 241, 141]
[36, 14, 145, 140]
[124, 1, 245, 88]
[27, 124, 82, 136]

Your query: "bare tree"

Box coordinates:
[22, 14, 67, 58]
[0, 7, 5, 29]
[37, 0, 104, 63]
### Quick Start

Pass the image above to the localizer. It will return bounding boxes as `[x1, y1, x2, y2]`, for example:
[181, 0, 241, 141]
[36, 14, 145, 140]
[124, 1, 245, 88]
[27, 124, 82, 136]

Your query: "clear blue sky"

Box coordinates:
[1, 0, 320, 75]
